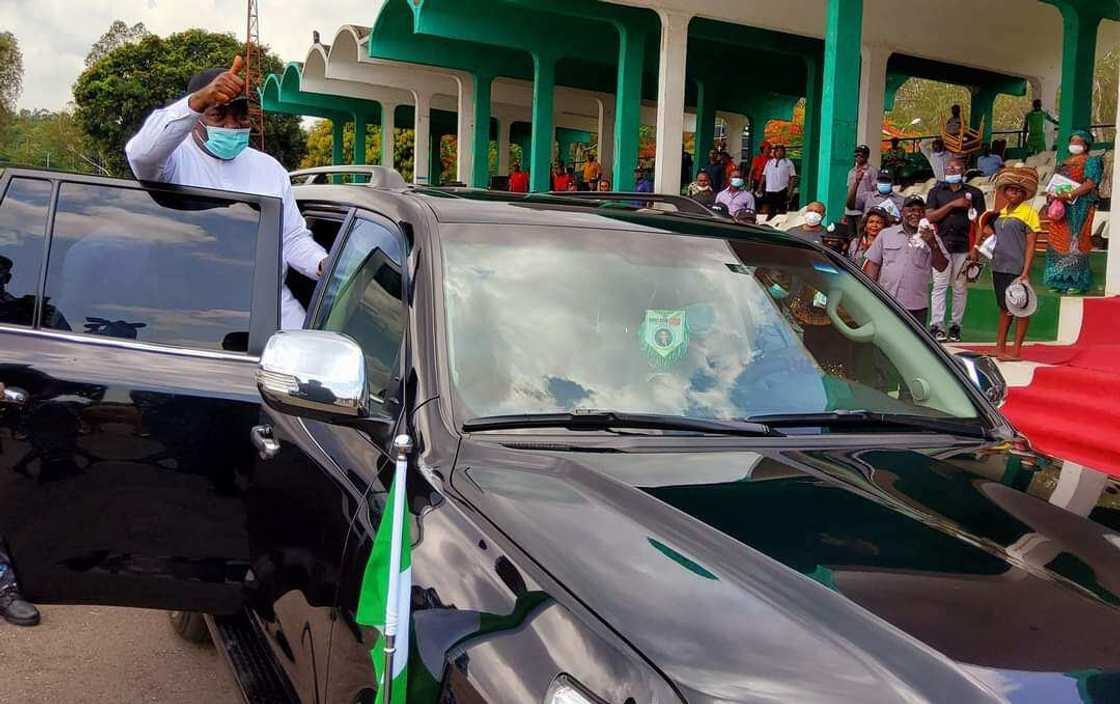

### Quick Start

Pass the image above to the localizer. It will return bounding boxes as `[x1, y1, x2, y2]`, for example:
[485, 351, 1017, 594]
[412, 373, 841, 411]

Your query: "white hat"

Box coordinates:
[1005, 280, 1038, 318]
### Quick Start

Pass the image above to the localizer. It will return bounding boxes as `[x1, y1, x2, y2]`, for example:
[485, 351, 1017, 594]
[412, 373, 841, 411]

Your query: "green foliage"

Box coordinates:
[0, 109, 103, 173]
[86, 21, 150, 68]
[72, 28, 306, 176]
[301, 118, 416, 182]
[0, 32, 23, 115]
[885, 78, 973, 137]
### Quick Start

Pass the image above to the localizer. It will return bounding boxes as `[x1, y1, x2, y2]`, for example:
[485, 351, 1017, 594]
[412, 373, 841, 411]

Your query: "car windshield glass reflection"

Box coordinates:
[43, 184, 260, 351]
[441, 224, 981, 425]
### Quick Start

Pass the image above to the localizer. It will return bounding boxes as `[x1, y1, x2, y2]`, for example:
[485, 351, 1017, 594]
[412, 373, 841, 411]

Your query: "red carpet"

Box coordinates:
[1003, 367, 1120, 476]
[961, 297, 1120, 367]
[966, 298, 1120, 477]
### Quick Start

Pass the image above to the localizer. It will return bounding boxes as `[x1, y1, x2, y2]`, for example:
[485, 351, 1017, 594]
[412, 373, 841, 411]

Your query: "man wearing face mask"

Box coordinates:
[714, 169, 755, 216]
[785, 202, 827, 245]
[126, 57, 328, 329]
[925, 158, 985, 341]
[855, 170, 904, 223]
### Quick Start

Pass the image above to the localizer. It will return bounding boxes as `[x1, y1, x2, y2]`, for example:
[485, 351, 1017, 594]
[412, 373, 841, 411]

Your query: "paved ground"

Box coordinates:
[0, 605, 240, 704]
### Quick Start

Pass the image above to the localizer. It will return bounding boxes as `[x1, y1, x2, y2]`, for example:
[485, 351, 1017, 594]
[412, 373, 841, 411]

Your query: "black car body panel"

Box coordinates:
[452, 436, 1120, 702]
[2, 170, 1118, 704]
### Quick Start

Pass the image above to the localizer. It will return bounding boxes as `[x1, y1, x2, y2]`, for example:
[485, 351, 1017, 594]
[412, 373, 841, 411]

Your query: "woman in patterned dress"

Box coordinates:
[1044, 130, 1102, 294]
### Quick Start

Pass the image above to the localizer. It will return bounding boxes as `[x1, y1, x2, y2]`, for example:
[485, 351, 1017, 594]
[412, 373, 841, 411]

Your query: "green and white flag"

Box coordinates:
[356, 465, 412, 704]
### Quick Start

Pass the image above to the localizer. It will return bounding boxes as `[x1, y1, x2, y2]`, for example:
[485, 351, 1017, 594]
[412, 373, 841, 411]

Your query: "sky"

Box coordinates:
[1, 0, 378, 111]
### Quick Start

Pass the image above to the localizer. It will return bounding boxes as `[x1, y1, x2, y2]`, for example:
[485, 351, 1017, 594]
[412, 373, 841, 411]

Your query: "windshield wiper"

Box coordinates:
[463, 410, 776, 437]
[745, 410, 993, 439]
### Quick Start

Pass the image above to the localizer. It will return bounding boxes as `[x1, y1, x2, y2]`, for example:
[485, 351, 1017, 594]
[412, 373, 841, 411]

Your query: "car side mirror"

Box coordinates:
[256, 330, 370, 423]
[953, 351, 1008, 407]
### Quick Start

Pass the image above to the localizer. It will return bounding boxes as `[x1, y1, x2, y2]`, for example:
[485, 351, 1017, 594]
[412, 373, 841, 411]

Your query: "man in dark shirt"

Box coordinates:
[925, 158, 984, 341]
[701, 150, 725, 194]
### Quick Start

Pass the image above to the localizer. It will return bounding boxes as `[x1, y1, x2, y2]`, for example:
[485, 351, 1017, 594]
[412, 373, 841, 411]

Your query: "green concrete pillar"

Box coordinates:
[815, 0, 863, 219]
[613, 24, 645, 191]
[1055, 4, 1103, 152]
[331, 119, 346, 184]
[971, 88, 998, 145]
[802, 57, 822, 205]
[693, 80, 716, 180]
[472, 73, 493, 188]
[530, 55, 556, 193]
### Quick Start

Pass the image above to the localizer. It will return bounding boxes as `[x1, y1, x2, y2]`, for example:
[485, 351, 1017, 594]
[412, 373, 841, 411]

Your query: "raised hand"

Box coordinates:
[189, 56, 247, 112]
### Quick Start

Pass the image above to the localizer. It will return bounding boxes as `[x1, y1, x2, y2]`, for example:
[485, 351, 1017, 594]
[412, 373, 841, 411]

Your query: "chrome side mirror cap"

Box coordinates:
[256, 330, 369, 422]
[953, 351, 1008, 407]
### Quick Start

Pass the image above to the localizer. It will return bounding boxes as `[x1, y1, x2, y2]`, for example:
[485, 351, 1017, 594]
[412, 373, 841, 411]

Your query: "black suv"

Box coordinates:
[1, 167, 1119, 704]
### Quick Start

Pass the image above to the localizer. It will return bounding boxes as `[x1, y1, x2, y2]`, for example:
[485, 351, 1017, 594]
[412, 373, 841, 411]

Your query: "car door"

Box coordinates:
[246, 210, 408, 704]
[0, 169, 281, 613]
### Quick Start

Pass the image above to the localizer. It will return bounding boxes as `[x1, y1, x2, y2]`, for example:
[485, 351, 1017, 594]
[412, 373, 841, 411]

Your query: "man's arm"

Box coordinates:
[846, 168, 863, 210]
[863, 235, 885, 281]
[926, 190, 969, 223]
[125, 97, 201, 181]
[126, 57, 245, 181]
[928, 233, 949, 272]
[279, 178, 328, 279]
[1020, 231, 1037, 282]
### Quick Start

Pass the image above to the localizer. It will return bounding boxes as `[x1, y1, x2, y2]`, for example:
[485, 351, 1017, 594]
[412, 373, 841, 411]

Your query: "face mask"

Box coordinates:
[202, 125, 250, 160]
[803, 212, 823, 227]
[945, 174, 963, 184]
[877, 183, 892, 194]
[1069, 144, 1086, 155]
[730, 177, 745, 189]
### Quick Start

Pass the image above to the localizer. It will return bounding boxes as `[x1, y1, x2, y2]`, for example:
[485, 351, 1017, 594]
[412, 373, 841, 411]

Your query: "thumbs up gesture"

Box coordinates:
[189, 56, 248, 112]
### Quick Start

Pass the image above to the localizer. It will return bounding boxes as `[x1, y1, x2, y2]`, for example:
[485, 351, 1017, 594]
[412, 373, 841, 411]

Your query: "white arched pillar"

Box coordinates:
[414, 92, 432, 185]
[653, 9, 692, 194]
[857, 44, 891, 169]
[381, 102, 396, 168]
[723, 113, 747, 163]
[457, 77, 476, 184]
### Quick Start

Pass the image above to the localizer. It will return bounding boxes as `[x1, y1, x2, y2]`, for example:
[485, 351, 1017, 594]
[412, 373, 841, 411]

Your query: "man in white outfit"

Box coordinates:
[126, 57, 328, 330]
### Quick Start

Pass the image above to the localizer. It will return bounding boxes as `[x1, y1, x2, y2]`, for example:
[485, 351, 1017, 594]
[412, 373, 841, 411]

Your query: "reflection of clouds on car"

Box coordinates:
[442, 229, 821, 421]
[45, 184, 258, 350]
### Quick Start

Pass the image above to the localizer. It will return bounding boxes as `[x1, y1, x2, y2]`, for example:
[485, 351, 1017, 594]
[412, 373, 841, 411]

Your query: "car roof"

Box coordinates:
[293, 183, 802, 245]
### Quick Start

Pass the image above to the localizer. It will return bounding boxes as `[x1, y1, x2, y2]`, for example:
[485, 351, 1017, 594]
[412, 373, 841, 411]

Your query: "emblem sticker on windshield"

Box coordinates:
[638, 309, 689, 369]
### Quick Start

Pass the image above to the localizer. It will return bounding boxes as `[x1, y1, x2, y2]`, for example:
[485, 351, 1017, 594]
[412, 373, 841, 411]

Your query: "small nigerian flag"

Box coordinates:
[356, 470, 412, 704]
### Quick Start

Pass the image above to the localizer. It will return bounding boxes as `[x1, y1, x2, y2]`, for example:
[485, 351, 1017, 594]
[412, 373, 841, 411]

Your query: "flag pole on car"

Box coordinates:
[356, 433, 414, 704]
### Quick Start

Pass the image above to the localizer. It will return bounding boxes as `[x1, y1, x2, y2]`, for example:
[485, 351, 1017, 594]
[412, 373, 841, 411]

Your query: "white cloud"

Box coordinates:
[1, 0, 375, 111]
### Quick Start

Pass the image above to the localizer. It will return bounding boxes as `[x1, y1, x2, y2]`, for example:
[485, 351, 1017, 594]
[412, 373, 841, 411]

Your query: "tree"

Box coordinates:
[86, 21, 150, 68]
[0, 32, 24, 115]
[72, 28, 306, 176]
[0, 109, 105, 173]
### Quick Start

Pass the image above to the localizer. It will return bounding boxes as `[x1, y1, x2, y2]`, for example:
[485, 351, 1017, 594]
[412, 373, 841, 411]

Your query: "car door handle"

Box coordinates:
[0, 385, 28, 406]
[251, 424, 281, 460]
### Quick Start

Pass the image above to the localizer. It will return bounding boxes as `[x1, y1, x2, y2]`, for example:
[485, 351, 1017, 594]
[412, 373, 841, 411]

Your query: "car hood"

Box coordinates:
[452, 438, 1120, 703]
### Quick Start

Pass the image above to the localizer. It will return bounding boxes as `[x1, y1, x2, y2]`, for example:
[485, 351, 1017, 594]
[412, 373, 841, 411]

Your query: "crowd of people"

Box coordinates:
[499, 101, 1103, 364]
[675, 113, 1103, 362]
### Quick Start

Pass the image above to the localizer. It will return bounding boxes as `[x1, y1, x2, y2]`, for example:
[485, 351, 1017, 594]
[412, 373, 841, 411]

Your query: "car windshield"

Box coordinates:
[440, 220, 981, 426]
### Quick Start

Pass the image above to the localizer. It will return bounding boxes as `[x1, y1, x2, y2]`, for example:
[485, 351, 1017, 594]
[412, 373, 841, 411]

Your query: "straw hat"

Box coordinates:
[1005, 280, 1038, 318]
[993, 165, 1040, 200]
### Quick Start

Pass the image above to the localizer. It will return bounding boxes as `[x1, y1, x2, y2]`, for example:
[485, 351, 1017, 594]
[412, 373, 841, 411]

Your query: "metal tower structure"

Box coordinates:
[245, 0, 265, 150]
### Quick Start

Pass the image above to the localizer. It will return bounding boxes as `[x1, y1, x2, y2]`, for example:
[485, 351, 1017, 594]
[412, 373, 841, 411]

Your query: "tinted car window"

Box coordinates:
[0, 178, 52, 327]
[441, 223, 980, 423]
[315, 217, 404, 402]
[43, 183, 260, 352]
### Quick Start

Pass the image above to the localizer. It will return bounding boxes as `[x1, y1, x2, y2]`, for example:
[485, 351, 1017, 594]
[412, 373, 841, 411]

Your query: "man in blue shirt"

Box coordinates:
[634, 167, 654, 193]
[976, 144, 1004, 177]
